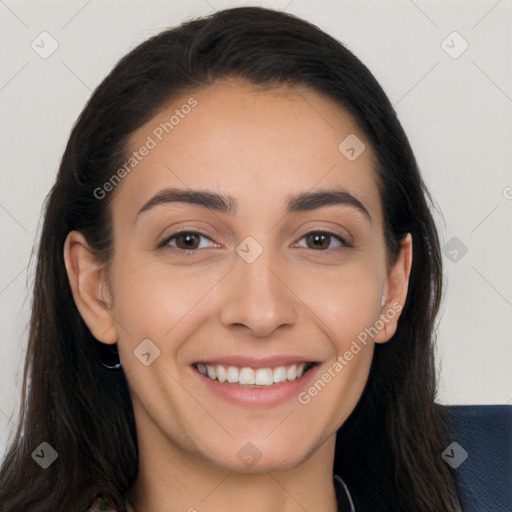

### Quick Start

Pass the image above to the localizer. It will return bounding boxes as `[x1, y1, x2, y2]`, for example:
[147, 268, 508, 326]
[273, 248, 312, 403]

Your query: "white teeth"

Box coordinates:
[239, 367, 255, 385]
[255, 368, 273, 386]
[227, 366, 239, 383]
[197, 362, 311, 386]
[273, 366, 287, 383]
[206, 364, 216, 380]
[286, 364, 297, 380]
[216, 364, 227, 383]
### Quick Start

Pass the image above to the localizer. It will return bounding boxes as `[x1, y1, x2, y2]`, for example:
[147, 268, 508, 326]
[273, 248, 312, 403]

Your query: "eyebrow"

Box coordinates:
[137, 187, 371, 222]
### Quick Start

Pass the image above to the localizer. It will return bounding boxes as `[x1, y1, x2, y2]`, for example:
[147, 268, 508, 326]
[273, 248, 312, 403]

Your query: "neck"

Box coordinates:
[126, 413, 339, 512]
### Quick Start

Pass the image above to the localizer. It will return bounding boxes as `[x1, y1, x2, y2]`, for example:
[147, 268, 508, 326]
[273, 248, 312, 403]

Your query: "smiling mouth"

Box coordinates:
[193, 362, 317, 386]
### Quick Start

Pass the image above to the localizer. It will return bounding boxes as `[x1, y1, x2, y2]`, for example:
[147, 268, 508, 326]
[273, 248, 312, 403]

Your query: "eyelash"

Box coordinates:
[159, 229, 353, 253]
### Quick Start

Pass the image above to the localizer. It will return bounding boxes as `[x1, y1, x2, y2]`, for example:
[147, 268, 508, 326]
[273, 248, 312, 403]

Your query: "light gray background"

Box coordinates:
[1, 0, 511, 456]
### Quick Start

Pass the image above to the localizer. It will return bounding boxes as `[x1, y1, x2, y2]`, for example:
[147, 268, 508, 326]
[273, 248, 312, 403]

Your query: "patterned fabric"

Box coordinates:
[87, 474, 355, 512]
[87, 495, 117, 511]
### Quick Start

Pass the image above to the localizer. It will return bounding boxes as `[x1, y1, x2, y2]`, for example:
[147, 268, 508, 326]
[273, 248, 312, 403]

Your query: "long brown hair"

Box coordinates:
[0, 7, 461, 511]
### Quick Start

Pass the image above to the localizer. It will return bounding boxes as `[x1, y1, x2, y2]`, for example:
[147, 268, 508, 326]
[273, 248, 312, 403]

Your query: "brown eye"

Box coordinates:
[297, 231, 350, 251]
[306, 233, 331, 250]
[175, 233, 200, 250]
[162, 231, 216, 251]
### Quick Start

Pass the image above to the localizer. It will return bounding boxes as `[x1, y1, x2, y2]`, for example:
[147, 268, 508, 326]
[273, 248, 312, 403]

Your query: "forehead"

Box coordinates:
[113, 78, 381, 223]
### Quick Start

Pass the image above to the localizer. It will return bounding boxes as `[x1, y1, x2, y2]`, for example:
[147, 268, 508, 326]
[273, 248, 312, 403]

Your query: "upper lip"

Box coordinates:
[192, 355, 319, 369]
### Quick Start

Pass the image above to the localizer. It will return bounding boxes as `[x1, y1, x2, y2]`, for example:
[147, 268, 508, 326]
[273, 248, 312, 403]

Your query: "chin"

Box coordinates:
[199, 438, 316, 474]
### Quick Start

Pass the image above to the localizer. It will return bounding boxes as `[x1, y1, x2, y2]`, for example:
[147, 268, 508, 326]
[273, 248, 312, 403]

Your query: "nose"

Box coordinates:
[219, 247, 298, 337]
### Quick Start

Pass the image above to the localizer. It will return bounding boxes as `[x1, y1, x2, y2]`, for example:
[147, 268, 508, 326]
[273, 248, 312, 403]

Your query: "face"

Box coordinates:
[68, 78, 411, 474]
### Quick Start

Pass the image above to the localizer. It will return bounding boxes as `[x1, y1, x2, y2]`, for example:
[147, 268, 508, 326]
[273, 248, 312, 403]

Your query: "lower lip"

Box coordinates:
[193, 365, 319, 408]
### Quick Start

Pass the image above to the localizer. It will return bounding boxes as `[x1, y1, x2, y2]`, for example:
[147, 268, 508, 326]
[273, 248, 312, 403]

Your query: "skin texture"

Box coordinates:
[64, 78, 412, 512]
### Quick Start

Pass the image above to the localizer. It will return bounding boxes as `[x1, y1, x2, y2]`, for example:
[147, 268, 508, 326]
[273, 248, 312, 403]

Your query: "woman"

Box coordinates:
[0, 7, 462, 511]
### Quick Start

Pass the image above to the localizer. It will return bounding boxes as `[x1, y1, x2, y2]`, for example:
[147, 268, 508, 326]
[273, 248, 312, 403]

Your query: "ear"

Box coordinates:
[63, 230, 118, 344]
[374, 233, 413, 344]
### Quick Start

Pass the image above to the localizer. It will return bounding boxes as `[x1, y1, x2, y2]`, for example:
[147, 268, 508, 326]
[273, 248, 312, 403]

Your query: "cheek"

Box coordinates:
[108, 254, 228, 352]
[293, 261, 383, 343]
[291, 263, 382, 414]
[294, 272, 379, 425]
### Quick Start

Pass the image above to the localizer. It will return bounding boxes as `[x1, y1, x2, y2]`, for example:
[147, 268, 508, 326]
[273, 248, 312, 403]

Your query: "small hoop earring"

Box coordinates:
[97, 358, 122, 371]
[96, 345, 122, 371]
